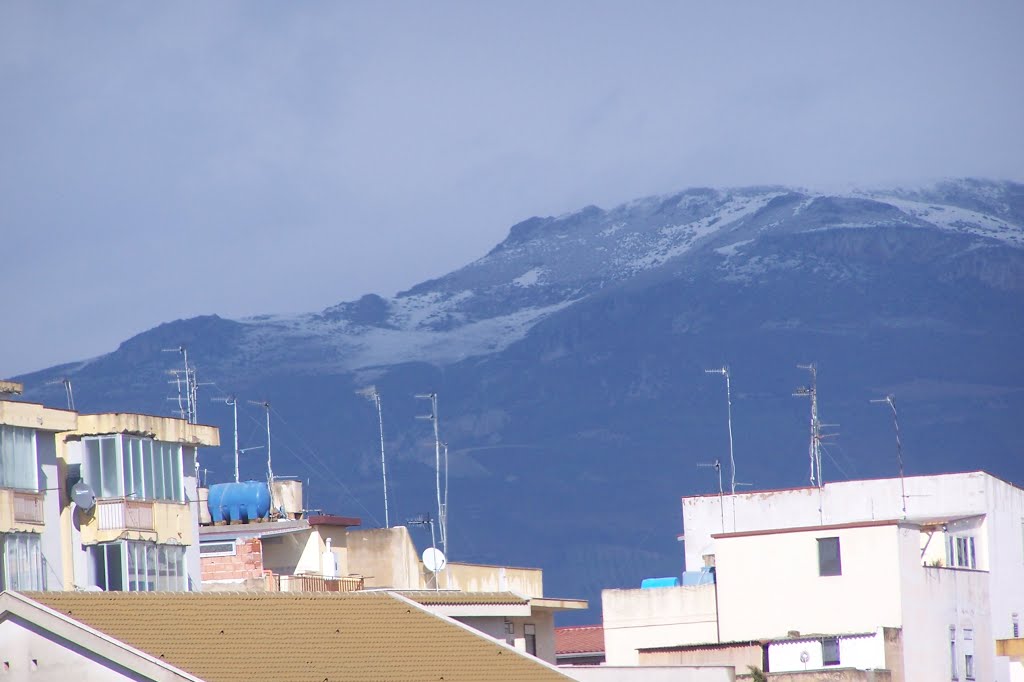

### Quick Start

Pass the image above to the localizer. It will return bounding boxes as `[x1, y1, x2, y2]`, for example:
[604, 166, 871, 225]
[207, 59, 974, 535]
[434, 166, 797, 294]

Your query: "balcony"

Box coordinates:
[97, 498, 154, 532]
[267, 573, 364, 593]
[12, 491, 44, 524]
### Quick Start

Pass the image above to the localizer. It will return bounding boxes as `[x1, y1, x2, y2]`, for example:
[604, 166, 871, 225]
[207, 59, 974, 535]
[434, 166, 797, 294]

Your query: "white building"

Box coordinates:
[603, 471, 1024, 681]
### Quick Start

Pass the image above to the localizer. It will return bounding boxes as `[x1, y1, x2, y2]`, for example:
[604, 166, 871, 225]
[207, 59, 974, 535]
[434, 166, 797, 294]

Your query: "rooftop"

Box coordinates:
[555, 625, 605, 655]
[24, 591, 572, 682]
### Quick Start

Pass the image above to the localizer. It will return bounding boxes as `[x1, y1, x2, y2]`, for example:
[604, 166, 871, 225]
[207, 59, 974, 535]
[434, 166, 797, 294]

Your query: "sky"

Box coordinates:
[2, 1, 1023, 377]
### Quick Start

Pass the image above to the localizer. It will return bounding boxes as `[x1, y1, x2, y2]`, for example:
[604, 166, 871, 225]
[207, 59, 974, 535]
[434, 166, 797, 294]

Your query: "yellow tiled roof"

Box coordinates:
[27, 592, 570, 682]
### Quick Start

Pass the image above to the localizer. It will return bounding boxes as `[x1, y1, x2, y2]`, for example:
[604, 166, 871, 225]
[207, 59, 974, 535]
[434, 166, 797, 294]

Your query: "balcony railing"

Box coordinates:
[268, 573, 364, 593]
[12, 491, 44, 524]
[97, 498, 154, 532]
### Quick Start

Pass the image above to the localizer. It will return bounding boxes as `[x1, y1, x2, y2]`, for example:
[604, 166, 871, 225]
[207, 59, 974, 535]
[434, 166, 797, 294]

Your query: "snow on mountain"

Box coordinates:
[228, 180, 1023, 373]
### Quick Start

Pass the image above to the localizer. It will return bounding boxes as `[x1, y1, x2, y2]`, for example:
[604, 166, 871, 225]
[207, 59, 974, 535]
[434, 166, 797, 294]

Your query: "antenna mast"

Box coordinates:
[163, 346, 199, 424]
[794, 363, 823, 488]
[871, 394, 907, 515]
[697, 459, 725, 532]
[704, 366, 736, 494]
[249, 400, 274, 492]
[415, 392, 446, 559]
[214, 396, 240, 482]
[46, 378, 75, 411]
[358, 386, 390, 528]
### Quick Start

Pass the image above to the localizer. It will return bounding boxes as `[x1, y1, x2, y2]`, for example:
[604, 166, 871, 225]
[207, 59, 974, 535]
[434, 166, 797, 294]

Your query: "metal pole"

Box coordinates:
[723, 369, 735, 494]
[231, 397, 239, 483]
[376, 393, 389, 528]
[872, 395, 907, 515]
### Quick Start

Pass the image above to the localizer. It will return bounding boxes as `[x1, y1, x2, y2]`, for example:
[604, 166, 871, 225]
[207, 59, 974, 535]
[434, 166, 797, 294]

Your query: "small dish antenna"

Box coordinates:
[422, 547, 447, 573]
[70, 481, 96, 512]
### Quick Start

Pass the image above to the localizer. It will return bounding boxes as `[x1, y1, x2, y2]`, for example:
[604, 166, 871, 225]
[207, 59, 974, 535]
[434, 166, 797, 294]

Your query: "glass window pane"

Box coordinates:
[100, 437, 121, 498]
[818, 537, 842, 576]
[0, 426, 39, 491]
[171, 445, 183, 502]
[131, 439, 145, 499]
[84, 439, 102, 495]
[106, 544, 123, 591]
[146, 543, 158, 591]
[144, 440, 156, 502]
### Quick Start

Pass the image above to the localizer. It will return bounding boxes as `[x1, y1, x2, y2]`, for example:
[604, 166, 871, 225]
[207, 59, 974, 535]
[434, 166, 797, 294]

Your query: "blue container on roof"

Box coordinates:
[640, 576, 681, 589]
[208, 481, 271, 523]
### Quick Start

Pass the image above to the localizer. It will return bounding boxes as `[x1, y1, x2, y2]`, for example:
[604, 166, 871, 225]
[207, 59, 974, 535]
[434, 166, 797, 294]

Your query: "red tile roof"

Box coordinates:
[555, 625, 604, 655]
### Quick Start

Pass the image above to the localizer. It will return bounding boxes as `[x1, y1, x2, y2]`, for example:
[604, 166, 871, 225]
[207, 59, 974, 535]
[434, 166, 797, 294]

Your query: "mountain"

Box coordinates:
[14, 178, 1024, 622]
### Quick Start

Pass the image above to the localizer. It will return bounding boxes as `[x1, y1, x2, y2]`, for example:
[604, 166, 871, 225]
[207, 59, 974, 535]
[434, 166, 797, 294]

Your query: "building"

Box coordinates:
[2, 590, 577, 681]
[56, 412, 220, 591]
[602, 471, 1024, 681]
[199, 514, 362, 592]
[199, 521, 587, 663]
[0, 395, 77, 591]
[556, 624, 606, 666]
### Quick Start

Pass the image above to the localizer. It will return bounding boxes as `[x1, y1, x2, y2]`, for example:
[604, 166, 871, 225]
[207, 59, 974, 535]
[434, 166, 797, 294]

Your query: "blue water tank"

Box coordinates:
[641, 576, 681, 589]
[208, 481, 271, 523]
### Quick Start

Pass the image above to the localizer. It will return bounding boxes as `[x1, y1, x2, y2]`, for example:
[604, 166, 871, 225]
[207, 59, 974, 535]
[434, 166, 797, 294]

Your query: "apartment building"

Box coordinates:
[603, 471, 1024, 681]
[0, 395, 77, 591]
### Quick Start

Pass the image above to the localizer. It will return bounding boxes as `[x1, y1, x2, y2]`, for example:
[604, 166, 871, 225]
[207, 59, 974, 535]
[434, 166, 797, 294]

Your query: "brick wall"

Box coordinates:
[201, 538, 265, 583]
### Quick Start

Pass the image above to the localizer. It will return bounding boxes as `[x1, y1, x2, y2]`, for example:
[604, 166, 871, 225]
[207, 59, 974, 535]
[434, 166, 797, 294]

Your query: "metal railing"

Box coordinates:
[270, 573, 364, 593]
[96, 498, 154, 531]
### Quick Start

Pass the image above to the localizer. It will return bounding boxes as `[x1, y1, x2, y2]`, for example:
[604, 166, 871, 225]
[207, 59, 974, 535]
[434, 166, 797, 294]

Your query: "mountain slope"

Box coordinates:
[14, 178, 1024, 620]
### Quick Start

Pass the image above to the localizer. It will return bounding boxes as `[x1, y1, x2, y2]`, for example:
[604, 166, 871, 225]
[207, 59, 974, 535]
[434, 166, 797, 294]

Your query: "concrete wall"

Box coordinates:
[682, 472, 995, 572]
[347, 526, 423, 589]
[561, 665, 735, 682]
[603, 585, 719, 665]
[767, 631, 886, 673]
[0, 618, 143, 681]
[744, 671, 892, 682]
[639, 643, 763, 669]
[715, 524, 903, 642]
[457, 611, 558, 664]
[984, 475, 1024, 643]
[445, 562, 543, 597]
[898, 536, 992, 682]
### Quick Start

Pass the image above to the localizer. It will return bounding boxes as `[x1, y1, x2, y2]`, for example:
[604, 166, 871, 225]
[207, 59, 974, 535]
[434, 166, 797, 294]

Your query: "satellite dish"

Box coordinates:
[422, 547, 447, 573]
[71, 481, 96, 512]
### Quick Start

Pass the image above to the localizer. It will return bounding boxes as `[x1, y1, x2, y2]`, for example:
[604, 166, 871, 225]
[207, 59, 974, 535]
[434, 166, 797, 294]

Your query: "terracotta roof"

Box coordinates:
[400, 590, 530, 606]
[27, 592, 571, 682]
[555, 625, 604, 655]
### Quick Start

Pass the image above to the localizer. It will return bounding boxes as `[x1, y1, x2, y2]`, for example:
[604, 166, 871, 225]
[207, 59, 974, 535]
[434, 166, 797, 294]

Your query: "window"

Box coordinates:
[82, 435, 184, 502]
[946, 536, 977, 569]
[0, 533, 44, 590]
[950, 626, 958, 680]
[822, 637, 840, 666]
[199, 541, 236, 557]
[88, 541, 187, 591]
[0, 425, 38, 491]
[964, 629, 975, 680]
[504, 620, 514, 646]
[818, 537, 842, 576]
[524, 623, 537, 656]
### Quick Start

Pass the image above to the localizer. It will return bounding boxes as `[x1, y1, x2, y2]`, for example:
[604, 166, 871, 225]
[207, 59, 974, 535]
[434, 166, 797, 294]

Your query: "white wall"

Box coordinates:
[0, 618, 139, 681]
[682, 472, 993, 572]
[35, 431, 64, 591]
[603, 585, 719, 665]
[715, 524, 903, 642]
[560, 665, 735, 682]
[984, 475, 1024, 642]
[767, 631, 886, 673]
[898, 533, 992, 682]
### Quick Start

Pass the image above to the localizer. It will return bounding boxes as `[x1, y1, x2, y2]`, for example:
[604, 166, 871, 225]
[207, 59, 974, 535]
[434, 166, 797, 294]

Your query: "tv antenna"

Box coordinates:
[357, 386, 390, 528]
[794, 363, 824, 488]
[408, 513, 441, 590]
[697, 459, 725, 532]
[248, 400, 275, 494]
[415, 392, 447, 559]
[871, 394, 907, 515]
[704, 366, 736, 494]
[45, 377, 75, 411]
[163, 346, 199, 423]
[214, 395, 240, 482]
